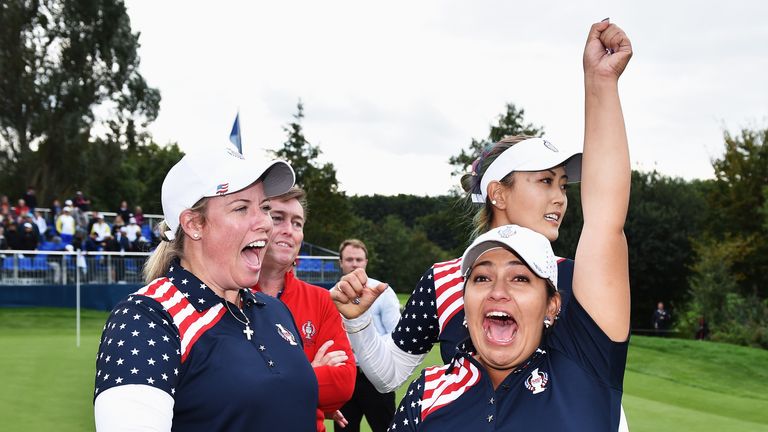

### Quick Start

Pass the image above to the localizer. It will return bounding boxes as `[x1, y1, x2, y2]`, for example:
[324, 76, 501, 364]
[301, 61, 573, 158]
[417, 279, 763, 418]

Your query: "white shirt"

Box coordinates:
[370, 286, 401, 335]
[56, 214, 76, 235]
[34, 216, 47, 236]
[124, 223, 142, 242]
[91, 221, 111, 241]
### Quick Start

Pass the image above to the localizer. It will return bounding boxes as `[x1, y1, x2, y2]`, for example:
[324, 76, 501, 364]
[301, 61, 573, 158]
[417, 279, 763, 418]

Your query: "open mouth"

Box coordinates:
[274, 241, 293, 249]
[241, 240, 267, 269]
[483, 311, 518, 344]
[544, 213, 560, 223]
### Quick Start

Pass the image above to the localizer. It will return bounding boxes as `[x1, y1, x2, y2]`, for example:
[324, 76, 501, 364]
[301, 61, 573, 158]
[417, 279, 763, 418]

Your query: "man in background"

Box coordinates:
[653, 301, 671, 336]
[335, 239, 400, 432]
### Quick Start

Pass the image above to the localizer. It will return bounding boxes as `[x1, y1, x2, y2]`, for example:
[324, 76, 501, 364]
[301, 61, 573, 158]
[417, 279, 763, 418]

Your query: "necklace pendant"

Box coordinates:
[243, 324, 254, 340]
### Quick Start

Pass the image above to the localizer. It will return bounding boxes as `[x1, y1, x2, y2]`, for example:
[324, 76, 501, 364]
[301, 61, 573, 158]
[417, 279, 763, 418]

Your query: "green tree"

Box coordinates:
[448, 103, 544, 175]
[272, 101, 359, 250]
[678, 235, 768, 348]
[86, 141, 183, 213]
[273, 100, 318, 187]
[710, 128, 768, 236]
[624, 172, 707, 329]
[0, 0, 160, 202]
[556, 171, 707, 330]
[687, 126, 768, 347]
[356, 215, 450, 293]
[706, 127, 768, 298]
[349, 194, 471, 257]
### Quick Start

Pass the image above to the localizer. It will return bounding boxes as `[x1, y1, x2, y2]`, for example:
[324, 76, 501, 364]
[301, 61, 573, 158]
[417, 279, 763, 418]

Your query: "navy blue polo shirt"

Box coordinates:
[392, 258, 574, 363]
[389, 296, 628, 431]
[94, 260, 318, 431]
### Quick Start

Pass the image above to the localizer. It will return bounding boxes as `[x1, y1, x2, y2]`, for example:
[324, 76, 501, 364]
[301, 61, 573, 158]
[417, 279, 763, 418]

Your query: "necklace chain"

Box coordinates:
[224, 293, 254, 340]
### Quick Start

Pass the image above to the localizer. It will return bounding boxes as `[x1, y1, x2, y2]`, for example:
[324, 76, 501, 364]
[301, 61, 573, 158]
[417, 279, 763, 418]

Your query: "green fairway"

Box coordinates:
[2, 307, 767, 432]
[623, 337, 768, 431]
[0, 308, 108, 431]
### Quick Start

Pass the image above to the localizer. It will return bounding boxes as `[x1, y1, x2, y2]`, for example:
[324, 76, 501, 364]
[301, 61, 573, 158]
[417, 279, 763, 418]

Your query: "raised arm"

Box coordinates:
[573, 20, 632, 341]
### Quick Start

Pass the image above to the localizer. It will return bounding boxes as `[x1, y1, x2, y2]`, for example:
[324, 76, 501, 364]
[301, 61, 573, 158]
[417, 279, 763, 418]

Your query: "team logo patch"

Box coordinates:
[542, 139, 559, 152]
[525, 368, 549, 394]
[301, 320, 316, 341]
[215, 183, 229, 195]
[275, 324, 298, 345]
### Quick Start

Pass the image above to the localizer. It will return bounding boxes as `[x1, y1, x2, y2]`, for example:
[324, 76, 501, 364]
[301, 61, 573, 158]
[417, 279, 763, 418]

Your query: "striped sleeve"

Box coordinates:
[388, 373, 424, 432]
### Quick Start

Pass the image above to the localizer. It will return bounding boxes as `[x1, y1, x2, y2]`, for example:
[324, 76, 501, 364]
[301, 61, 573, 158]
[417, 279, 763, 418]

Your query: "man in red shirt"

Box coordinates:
[254, 187, 355, 431]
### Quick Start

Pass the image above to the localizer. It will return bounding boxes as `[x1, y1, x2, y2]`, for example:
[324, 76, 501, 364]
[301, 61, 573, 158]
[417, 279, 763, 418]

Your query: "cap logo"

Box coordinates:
[542, 140, 559, 152]
[215, 183, 229, 195]
[498, 226, 516, 238]
[226, 146, 245, 160]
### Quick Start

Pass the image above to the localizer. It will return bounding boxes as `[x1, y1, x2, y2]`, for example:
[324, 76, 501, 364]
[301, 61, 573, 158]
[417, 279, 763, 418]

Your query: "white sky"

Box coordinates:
[123, 0, 768, 196]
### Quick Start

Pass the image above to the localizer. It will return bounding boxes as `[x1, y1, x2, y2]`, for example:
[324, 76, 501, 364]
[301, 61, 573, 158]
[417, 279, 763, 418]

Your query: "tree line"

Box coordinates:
[275, 102, 767, 348]
[1, 1, 765, 348]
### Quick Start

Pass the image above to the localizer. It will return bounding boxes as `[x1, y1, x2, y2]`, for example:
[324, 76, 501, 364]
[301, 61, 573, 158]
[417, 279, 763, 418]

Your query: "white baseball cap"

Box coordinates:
[472, 137, 582, 204]
[161, 145, 295, 240]
[461, 224, 558, 291]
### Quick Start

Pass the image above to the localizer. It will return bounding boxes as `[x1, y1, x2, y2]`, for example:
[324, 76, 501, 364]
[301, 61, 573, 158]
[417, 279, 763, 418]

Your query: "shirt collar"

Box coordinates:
[450, 336, 548, 376]
[166, 259, 263, 312]
[252, 269, 297, 299]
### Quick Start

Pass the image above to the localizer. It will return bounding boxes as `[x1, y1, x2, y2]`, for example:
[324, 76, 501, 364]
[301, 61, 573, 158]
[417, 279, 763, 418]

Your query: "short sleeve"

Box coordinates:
[391, 266, 440, 355]
[94, 295, 182, 400]
[547, 297, 629, 389]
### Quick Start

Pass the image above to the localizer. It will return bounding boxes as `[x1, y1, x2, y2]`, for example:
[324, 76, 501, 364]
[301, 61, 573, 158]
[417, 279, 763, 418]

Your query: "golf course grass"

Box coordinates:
[1, 307, 766, 431]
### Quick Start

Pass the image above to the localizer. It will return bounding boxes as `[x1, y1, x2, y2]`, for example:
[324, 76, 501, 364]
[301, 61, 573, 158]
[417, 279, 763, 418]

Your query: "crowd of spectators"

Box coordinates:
[0, 188, 157, 254]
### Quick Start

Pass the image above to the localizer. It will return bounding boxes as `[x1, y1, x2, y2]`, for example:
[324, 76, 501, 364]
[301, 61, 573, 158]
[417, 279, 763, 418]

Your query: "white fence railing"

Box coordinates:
[0, 250, 340, 286]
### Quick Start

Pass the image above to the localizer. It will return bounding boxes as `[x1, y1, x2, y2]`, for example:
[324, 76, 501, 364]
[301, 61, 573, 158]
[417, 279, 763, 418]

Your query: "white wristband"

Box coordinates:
[343, 312, 373, 334]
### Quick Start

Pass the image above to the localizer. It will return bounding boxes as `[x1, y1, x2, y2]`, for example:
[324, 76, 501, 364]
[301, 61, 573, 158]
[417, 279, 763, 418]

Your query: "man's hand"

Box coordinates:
[331, 268, 389, 319]
[311, 340, 349, 367]
[326, 410, 348, 428]
[583, 19, 632, 81]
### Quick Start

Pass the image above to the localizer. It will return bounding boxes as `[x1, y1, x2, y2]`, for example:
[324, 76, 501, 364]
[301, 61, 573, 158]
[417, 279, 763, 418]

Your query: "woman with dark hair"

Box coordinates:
[392, 221, 630, 430]
[333, 19, 632, 431]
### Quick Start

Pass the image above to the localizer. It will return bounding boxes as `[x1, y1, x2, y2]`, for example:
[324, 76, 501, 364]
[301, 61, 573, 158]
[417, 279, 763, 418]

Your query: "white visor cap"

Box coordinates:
[461, 224, 558, 291]
[161, 145, 295, 240]
[472, 138, 582, 204]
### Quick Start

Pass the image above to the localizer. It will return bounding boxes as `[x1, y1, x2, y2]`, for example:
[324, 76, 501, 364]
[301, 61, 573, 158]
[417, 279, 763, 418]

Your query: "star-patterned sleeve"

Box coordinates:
[94, 294, 182, 400]
[388, 373, 424, 432]
[390, 266, 440, 355]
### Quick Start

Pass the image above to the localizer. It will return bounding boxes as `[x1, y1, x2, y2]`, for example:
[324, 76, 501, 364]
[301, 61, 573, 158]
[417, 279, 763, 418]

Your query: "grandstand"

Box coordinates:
[0, 209, 341, 310]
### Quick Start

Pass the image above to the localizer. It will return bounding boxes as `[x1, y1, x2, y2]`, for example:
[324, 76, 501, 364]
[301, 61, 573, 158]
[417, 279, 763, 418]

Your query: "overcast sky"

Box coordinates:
[123, 0, 768, 196]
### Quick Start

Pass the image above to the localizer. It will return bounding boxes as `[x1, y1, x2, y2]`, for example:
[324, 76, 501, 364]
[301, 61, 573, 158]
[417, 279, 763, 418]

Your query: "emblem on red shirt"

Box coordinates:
[301, 320, 316, 341]
[525, 368, 549, 394]
[275, 324, 298, 346]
